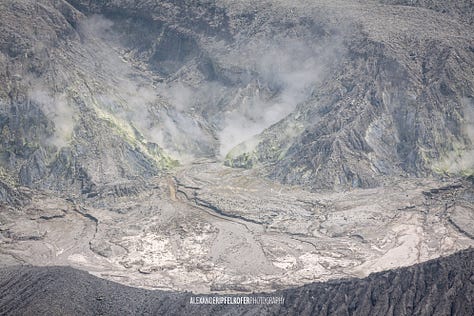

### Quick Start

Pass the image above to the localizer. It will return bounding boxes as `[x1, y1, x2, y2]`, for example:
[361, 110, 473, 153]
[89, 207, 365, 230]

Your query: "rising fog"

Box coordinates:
[217, 39, 330, 156]
[438, 97, 474, 175]
[154, 36, 341, 159]
[28, 87, 76, 149]
[27, 14, 342, 163]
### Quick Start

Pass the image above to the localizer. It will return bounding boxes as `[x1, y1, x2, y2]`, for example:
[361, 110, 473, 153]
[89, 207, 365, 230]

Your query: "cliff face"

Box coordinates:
[0, 0, 176, 195]
[0, 248, 473, 316]
[221, 1, 474, 189]
[61, 0, 474, 190]
[0, 0, 474, 310]
[1, 0, 473, 193]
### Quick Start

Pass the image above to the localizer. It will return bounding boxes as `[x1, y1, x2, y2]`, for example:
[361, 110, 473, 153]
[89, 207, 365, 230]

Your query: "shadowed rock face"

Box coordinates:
[0, 0, 180, 195]
[0, 248, 473, 316]
[1, 0, 473, 192]
[221, 2, 474, 190]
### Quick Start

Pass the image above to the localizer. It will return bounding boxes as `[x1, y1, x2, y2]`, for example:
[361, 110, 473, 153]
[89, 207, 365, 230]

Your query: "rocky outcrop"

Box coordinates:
[0, 0, 176, 194]
[225, 1, 474, 189]
[0, 248, 472, 315]
[1, 0, 473, 192]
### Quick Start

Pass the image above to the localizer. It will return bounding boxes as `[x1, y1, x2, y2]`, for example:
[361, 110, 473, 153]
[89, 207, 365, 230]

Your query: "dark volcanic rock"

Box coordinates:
[0, 2, 473, 314]
[1, 0, 473, 192]
[226, 1, 474, 189]
[0, 0, 176, 195]
[0, 248, 472, 316]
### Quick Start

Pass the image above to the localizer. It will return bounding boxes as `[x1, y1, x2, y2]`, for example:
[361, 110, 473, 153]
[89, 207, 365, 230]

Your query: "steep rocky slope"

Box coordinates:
[0, 248, 472, 316]
[0, 0, 176, 195]
[62, 0, 474, 190]
[223, 0, 474, 189]
[0, 0, 474, 312]
[1, 0, 473, 193]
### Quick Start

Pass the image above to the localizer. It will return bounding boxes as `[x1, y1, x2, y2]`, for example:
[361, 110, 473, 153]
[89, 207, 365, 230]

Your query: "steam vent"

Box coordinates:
[0, 1, 473, 315]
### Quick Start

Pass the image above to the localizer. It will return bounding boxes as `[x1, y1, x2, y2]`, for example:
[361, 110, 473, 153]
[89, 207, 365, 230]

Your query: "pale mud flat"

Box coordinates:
[0, 162, 473, 293]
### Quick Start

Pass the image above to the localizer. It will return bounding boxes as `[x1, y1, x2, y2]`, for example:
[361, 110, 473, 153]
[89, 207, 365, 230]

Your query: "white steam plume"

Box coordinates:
[28, 87, 75, 148]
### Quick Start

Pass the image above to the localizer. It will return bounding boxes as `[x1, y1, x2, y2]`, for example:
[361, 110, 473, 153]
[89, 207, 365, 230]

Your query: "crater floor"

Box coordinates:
[1, 162, 473, 293]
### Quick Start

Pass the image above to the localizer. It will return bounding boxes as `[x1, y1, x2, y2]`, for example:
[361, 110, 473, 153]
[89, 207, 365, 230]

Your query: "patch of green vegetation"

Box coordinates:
[224, 151, 257, 169]
[262, 142, 286, 162]
[0, 166, 17, 187]
[146, 142, 179, 169]
[91, 98, 178, 170]
[432, 142, 474, 177]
